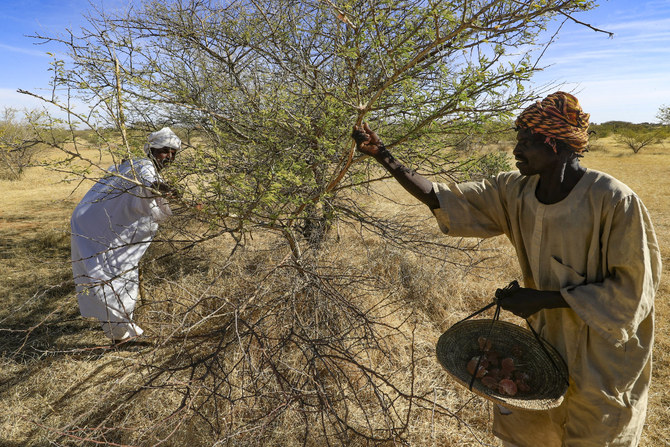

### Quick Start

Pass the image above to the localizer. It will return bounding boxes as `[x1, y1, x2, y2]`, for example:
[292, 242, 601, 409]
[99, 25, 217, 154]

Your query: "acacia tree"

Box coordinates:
[0, 108, 44, 180]
[24, 0, 607, 254]
[19, 0, 608, 445]
[657, 104, 670, 125]
[615, 127, 662, 153]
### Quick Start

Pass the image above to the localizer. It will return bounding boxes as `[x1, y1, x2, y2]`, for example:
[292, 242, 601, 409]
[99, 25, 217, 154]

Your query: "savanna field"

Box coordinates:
[1, 136, 669, 446]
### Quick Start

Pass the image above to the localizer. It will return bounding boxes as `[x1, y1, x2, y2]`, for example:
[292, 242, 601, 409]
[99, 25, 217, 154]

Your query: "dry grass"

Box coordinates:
[0, 138, 668, 446]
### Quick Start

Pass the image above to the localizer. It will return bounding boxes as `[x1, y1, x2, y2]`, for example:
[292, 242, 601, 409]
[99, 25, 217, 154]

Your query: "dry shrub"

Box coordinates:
[128, 233, 436, 445]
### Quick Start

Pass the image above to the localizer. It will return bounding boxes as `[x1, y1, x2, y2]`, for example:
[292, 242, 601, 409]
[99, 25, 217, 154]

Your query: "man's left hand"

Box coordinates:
[498, 287, 568, 319]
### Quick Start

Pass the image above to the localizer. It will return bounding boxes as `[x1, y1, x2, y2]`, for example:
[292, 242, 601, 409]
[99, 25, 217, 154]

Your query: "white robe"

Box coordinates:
[432, 169, 661, 447]
[71, 158, 171, 338]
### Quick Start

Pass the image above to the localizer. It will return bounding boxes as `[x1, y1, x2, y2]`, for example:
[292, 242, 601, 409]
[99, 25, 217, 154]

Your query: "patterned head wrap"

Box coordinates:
[515, 91, 590, 153]
[143, 127, 182, 155]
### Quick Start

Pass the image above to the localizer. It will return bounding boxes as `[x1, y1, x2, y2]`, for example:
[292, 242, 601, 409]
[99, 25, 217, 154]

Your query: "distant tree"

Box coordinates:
[615, 127, 662, 153]
[0, 108, 43, 180]
[657, 105, 670, 125]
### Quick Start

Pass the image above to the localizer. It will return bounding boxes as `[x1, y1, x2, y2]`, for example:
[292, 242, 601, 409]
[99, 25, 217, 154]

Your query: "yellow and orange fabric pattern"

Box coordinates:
[515, 91, 591, 153]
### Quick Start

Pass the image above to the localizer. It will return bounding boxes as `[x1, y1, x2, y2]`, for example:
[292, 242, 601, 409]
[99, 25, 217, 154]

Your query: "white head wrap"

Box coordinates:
[143, 127, 182, 155]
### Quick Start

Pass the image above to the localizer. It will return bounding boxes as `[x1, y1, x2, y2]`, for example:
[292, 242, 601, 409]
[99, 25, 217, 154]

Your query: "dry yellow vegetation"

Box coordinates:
[0, 137, 668, 446]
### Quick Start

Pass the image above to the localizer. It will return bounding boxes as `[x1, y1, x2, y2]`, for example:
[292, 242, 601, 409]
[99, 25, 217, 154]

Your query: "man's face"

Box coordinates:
[150, 146, 178, 171]
[512, 128, 559, 176]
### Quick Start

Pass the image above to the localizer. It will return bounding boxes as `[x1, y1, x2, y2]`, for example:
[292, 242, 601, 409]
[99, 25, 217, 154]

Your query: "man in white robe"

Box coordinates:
[71, 127, 181, 342]
[351, 92, 661, 446]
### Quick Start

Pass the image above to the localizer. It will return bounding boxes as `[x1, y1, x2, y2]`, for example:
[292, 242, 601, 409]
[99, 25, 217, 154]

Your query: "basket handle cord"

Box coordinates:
[463, 282, 516, 389]
[464, 281, 569, 390]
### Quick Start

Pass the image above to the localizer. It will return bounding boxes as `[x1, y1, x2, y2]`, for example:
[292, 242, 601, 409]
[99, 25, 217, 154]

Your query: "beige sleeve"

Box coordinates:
[560, 195, 661, 346]
[431, 175, 510, 238]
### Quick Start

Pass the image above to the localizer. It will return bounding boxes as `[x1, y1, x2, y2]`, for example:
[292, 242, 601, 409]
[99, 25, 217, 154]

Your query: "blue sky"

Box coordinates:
[1, 0, 669, 124]
[529, 0, 670, 124]
[0, 0, 90, 113]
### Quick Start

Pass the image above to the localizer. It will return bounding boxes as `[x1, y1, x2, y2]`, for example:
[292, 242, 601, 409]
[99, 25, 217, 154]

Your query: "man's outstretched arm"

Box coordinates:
[352, 123, 440, 210]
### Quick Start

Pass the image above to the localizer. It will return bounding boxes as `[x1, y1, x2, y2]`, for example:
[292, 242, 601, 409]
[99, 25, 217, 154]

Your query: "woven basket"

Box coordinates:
[436, 319, 569, 410]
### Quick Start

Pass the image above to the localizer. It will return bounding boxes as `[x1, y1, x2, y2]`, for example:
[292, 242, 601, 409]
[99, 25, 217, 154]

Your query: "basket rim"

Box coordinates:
[435, 319, 569, 411]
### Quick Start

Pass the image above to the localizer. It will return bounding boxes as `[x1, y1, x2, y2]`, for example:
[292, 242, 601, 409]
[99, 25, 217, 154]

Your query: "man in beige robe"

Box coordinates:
[352, 92, 661, 446]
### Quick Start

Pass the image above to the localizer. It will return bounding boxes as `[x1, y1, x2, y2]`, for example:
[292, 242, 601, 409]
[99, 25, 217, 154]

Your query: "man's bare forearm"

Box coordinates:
[352, 123, 439, 209]
[373, 147, 440, 210]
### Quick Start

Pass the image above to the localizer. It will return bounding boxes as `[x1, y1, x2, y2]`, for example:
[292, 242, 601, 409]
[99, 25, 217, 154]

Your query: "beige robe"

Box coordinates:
[432, 169, 661, 447]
